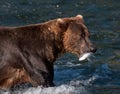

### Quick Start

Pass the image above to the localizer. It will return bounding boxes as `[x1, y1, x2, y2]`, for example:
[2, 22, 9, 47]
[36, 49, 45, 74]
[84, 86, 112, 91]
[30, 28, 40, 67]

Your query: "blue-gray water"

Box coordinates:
[0, 0, 120, 94]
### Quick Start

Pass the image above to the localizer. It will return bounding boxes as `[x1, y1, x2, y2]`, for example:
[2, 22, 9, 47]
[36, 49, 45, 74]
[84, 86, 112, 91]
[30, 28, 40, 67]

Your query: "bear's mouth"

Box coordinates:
[79, 52, 92, 61]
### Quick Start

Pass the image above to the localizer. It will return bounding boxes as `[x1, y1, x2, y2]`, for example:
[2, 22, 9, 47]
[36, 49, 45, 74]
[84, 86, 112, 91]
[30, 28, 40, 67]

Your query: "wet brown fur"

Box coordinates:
[0, 15, 96, 90]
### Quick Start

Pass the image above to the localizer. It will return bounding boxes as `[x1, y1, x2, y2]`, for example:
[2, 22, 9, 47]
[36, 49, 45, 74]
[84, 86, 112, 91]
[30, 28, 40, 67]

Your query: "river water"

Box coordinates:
[0, 0, 120, 94]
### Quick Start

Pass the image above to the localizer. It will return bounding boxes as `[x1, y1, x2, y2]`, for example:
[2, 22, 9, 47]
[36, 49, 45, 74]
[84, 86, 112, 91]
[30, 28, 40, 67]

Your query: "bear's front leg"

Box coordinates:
[21, 52, 54, 87]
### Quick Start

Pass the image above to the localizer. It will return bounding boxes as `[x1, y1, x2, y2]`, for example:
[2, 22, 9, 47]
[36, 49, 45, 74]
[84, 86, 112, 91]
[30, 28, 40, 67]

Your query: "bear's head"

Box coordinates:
[46, 15, 97, 61]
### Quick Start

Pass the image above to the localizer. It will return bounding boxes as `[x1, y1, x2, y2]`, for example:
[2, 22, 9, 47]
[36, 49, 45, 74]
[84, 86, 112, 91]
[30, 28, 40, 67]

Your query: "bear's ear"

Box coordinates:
[76, 14, 84, 23]
[57, 18, 68, 31]
[76, 14, 83, 19]
[57, 18, 64, 23]
[57, 18, 65, 26]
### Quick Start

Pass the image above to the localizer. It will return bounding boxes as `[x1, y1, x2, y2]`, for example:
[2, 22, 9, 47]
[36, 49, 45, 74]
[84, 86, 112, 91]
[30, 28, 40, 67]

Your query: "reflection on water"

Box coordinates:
[0, 0, 120, 94]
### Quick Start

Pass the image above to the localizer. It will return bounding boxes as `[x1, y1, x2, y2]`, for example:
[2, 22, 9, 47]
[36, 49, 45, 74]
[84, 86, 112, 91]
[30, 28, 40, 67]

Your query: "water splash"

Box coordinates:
[1, 85, 77, 94]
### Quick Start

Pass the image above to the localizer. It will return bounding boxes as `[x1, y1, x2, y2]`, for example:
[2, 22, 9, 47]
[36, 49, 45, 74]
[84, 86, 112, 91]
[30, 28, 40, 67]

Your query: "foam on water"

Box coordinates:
[2, 85, 77, 94]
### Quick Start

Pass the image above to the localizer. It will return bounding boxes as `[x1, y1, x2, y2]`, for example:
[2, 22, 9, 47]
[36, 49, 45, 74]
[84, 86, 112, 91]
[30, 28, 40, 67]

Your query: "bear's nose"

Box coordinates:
[90, 47, 97, 53]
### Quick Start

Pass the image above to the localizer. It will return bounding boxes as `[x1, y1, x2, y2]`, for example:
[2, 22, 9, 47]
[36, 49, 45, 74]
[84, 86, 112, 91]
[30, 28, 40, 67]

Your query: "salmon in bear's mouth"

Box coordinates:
[79, 52, 92, 61]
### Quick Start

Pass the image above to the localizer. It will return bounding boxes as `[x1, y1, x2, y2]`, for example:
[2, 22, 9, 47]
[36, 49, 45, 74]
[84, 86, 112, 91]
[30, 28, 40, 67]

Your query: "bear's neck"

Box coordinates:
[43, 31, 65, 63]
[15, 24, 66, 63]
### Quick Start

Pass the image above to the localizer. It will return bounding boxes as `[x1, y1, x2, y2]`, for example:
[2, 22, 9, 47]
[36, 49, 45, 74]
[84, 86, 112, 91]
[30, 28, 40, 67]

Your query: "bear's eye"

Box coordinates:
[79, 33, 85, 40]
[81, 33, 85, 38]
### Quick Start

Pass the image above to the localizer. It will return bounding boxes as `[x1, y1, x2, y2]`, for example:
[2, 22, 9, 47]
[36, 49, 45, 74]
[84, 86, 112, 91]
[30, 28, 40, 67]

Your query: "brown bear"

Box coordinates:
[0, 15, 96, 90]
